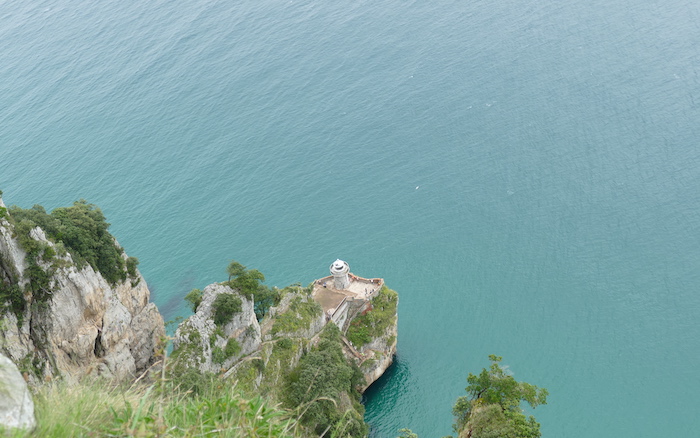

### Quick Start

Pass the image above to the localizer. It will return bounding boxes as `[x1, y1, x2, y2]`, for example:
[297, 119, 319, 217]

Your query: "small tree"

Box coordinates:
[224, 260, 279, 320]
[227, 261, 246, 281]
[452, 355, 548, 438]
[184, 288, 203, 313]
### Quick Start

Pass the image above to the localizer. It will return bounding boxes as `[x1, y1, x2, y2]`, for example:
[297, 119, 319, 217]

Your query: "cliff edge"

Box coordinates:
[0, 196, 164, 384]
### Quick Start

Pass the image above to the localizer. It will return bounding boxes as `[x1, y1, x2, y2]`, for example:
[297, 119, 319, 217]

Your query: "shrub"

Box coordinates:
[212, 293, 242, 326]
[0, 282, 24, 319]
[277, 337, 293, 349]
[0, 252, 25, 320]
[452, 355, 548, 438]
[184, 288, 203, 313]
[211, 346, 226, 364]
[125, 256, 140, 285]
[225, 337, 241, 357]
[213, 338, 242, 364]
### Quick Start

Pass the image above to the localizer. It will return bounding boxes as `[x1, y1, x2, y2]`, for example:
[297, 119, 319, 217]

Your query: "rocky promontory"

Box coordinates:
[170, 261, 398, 436]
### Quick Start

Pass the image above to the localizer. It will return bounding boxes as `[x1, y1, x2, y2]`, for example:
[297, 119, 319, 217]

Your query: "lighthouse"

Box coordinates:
[330, 259, 350, 290]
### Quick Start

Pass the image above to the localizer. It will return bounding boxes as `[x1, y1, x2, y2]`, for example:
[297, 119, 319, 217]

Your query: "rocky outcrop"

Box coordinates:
[355, 323, 398, 390]
[0, 199, 165, 384]
[0, 353, 35, 431]
[171, 284, 261, 373]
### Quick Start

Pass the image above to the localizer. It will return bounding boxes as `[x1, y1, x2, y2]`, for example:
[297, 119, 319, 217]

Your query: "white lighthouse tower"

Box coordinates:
[330, 259, 350, 290]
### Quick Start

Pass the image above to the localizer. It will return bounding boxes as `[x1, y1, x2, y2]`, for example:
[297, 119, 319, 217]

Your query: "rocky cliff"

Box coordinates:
[0, 197, 165, 384]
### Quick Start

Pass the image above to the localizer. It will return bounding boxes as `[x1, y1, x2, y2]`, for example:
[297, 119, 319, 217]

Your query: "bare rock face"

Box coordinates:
[171, 283, 262, 373]
[356, 323, 398, 391]
[0, 199, 27, 285]
[0, 205, 165, 384]
[44, 263, 164, 382]
[0, 353, 35, 431]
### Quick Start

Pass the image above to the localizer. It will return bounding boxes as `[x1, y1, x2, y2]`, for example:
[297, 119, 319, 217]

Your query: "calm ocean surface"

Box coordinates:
[2, 0, 700, 436]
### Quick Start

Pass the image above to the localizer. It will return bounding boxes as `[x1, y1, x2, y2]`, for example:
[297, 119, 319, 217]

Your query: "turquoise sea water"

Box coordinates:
[2, 0, 700, 436]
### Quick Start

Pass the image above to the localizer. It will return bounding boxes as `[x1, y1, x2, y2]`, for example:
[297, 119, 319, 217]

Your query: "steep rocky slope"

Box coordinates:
[0, 197, 164, 384]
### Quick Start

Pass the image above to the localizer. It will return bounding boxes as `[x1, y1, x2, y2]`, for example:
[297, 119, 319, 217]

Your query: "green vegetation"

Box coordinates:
[0, 189, 5, 219]
[283, 324, 367, 437]
[270, 296, 322, 335]
[225, 260, 280, 320]
[258, 338, 302, 394]
[210, 327, 226, 347]
[450, 355, 548, 438]
[346, 286, 398, 348]
[0, 199, 142, 322]
[398, 356, 548, 438]
[168, 324, 203, 373]
[167, 262, 400, 437]
[0, 253, 25, 320]
[8, 201, 136, 286]
[125, 256, 140, 286]
[8, 218, 56, 310]
[15, 353, 46, 381]
[397, 429, 419, 438]
[7, 363, 299, 438]
[133, 321, 371, 437]
[184, 288, 203, 313]
[212, 338, 241, 365]
[225, 337, 303, 402]
[211, 293, 242, 326]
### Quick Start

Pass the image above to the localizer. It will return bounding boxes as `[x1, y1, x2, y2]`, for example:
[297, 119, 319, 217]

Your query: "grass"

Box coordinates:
[4, 347, 373, 438]
[9, 360, 300, 438]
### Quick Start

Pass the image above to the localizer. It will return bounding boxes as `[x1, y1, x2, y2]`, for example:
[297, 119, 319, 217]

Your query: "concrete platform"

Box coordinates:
[311, 275, 383, 316]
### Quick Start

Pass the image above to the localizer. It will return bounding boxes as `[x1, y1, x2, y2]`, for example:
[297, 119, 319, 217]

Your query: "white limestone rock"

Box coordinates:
[356, 323, 398, 391]
[172, 283, 261, 373]
[0, 353, 35, 431]
[0, 211, 165, 384]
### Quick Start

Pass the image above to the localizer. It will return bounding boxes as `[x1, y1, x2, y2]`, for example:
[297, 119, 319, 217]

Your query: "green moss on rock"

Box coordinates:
[346, 286, 398, 348]
[270, 296, 321, 335]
